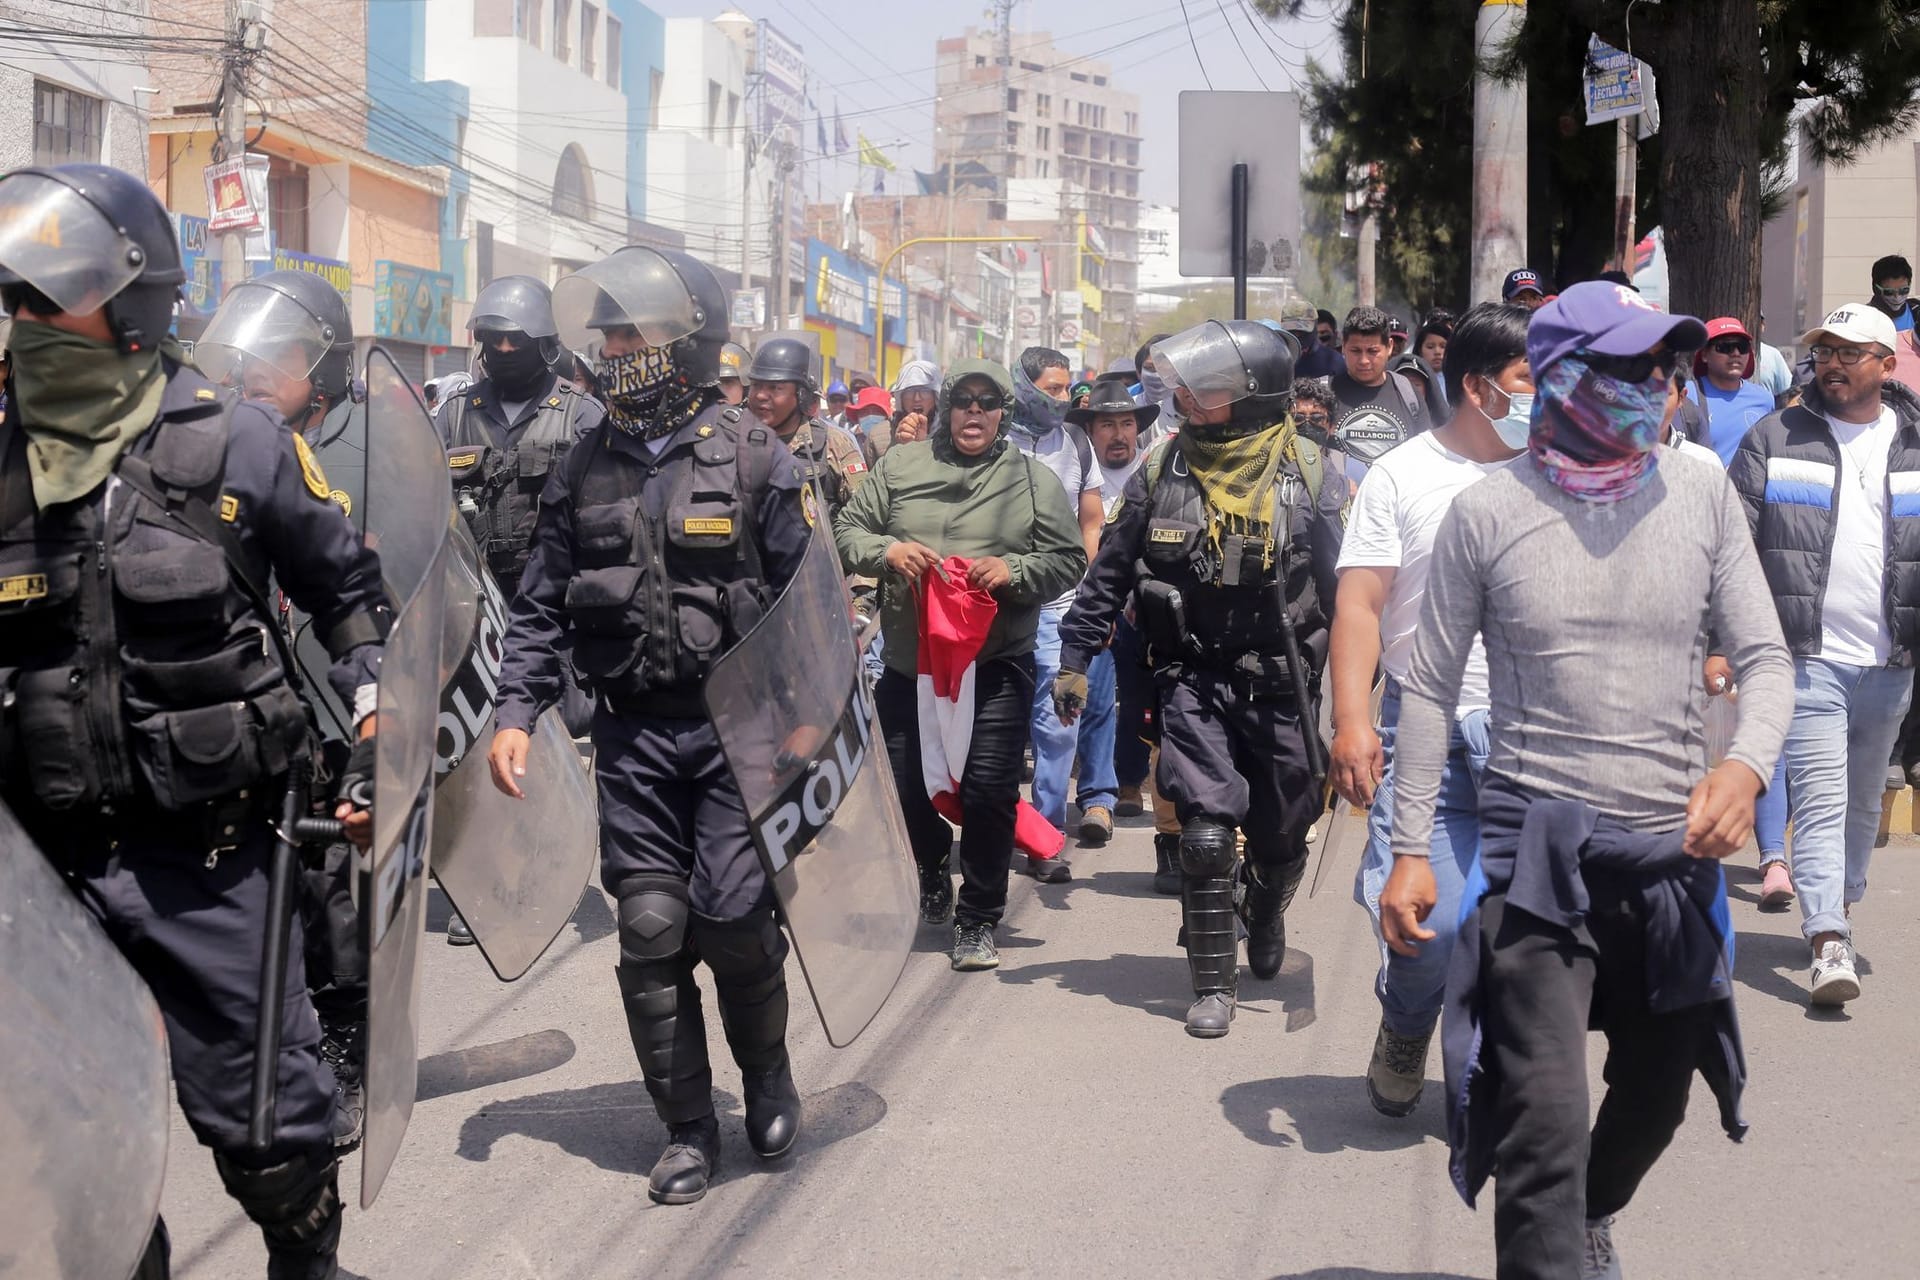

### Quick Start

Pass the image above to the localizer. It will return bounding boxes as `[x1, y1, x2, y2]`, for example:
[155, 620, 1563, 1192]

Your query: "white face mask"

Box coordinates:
[1488, 383, 1534, 450]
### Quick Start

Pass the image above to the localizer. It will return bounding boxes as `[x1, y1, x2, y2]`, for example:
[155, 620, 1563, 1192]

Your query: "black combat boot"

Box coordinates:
[1241, 855, 1306, 980]
[214, 1148, 342, 1280]
[648, 1114, 722, 1205]
[318, 1019, 365, 1154]
[918, 861, 954, 924]
[1181, 873, 1240, 1037]
[695, 912, 802, 1160]
[1152, 833, 1181, 895]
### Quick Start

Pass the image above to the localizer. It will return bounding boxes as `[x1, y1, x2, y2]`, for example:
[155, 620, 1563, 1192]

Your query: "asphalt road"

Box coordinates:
[158, 813, 1920, 1279]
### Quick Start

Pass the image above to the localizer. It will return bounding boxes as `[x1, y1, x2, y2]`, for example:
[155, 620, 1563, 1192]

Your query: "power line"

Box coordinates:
[1177, 0, 1216, 90]
[1219, 1, 1273, 90]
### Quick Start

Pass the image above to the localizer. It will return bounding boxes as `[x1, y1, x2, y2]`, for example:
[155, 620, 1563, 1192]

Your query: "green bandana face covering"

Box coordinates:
[5, 320, 166, 508]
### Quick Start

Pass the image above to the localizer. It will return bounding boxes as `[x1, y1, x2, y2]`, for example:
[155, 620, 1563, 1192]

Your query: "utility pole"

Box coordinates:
[771, 147, 792, 328]
[1356, 209, 1378, 307]
[739, 27, 757, 314]
[1613, 116, 1638, 269]
[1469, 0, 1527, 305]
[217, 0, 256, 296]
[937, 116, 958, 361]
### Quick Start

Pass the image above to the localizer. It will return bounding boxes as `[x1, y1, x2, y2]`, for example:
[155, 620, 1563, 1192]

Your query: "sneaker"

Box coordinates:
[1365, 1020, 1433, 1117]
[950, 921, 999, 971]
[1115, 785, 1145, 817]
[1887, 762, 1907, 793]
[1026, 853, 1073, 884]
[1810, 938, 1861, 1005]
[1758, 861, 1794, 910]
[918, 867, 954, 924]
[1078, 805, 1114, 845]
[1581, 1215, 1622, 1280]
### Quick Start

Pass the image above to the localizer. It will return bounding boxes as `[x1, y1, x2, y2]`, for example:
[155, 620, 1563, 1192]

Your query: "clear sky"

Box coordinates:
[640, 0, 1343, 207]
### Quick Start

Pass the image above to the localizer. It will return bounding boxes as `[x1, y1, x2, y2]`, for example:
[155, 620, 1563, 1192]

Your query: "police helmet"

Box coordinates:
[555, 245, 729, 384]
[1151, 319, 1298, 427]
[0, 164, 185, 355]
[718, 341, 748, 382]
[747, 337, 816, 393]
[470, 274, 561, 363]
[197, 268, 356, 404]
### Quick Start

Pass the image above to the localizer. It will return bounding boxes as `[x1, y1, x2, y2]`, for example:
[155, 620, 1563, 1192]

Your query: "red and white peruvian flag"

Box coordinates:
[914, 557, 1065, 860]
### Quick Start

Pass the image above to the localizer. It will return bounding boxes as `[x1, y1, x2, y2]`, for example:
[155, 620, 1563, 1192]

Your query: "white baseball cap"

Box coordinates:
[1801, 303, 1898, 353]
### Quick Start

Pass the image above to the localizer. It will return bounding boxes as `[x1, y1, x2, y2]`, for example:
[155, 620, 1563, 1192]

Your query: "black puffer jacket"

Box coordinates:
[1727, 378, 1920, 663]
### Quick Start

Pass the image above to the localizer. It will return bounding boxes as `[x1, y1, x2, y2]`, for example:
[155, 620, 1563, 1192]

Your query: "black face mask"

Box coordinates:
[484, 340, 550, 396]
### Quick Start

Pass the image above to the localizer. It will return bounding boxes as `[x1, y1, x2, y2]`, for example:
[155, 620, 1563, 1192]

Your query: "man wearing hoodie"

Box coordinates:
[1008, 346, 1108, 864]
[1280, 297, 1345, 379]
[1729, 302, 1920, 1006]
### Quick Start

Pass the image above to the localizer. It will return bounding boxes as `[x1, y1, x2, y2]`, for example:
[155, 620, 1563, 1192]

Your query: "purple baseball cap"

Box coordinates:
[1526, 281, 1708, 376]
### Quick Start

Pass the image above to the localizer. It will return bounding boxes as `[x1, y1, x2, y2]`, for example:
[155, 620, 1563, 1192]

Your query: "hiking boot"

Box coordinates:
[918, 865, 954, 924]
[1185, 991, 1236, 1038]
[1026, 853, 1072, 883]
[1152, 833, 1181, 895]
[1581, 1215, 1622, 1280]
[647, 1115, 721, 1205]
[1810, 938, 1861, 1006]
[1115, 785, 1145, 817]
[319, 1020, 366, 1153]
[1758, 861, 1794, 910]
[1365, 1020, 1433, 1117]
[445, 911, 476, 946]
[951, 920, 999, 971]
[1078, 805, 1114, 845]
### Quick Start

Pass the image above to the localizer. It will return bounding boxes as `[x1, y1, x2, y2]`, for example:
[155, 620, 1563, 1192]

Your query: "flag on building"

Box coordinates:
[834, 108, 848, 154]
[858, 132, 896, 171]
[816, 112, 828, 155]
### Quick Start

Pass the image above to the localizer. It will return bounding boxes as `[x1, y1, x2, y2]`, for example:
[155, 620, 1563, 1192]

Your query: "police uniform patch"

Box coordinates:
[697, 424, 715, 438]
[0, 573, 49, 602]
[1150, 527, 1187, 543]
[684, 517, 734, 535]
[471, 395, 484, 407]
[448, 451, 480, 469]
[219, 494, 240, 523]
[329, 489, 352, 517]
[801, 485, 820, 528]
[195, 388, 217, 401]
[292, 433, 331, 500]
[547, 396, 562, 407]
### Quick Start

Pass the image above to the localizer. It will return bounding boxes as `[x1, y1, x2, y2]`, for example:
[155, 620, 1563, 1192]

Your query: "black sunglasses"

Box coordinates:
[1582, 348, 1681, 383]
[951, 392, 1005, 412]
[1294, 411, 1331, 429]
[1709, 338, 1751, 356]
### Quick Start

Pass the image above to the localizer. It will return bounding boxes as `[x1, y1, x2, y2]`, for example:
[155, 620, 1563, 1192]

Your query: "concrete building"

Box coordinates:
[0, 0, 152, 176]
[933, 26, 1143, 347]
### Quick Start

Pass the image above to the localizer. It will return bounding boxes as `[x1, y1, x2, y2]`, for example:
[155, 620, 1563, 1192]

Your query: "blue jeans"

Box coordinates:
[1074, 648, 1119, 812]
[1783, 658, 1912, 942]
[1354, 681, 1490, 1037]
[1755, 755, 1788, 864]
[1028, 603, 1078, 831]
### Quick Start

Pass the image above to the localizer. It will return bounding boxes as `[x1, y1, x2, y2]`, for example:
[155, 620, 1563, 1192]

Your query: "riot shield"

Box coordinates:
[427, 523, 596, 982]
[703, 519, 918, 1047]
[356, 347, 455, 1208]
[0, 802, 169, 1280]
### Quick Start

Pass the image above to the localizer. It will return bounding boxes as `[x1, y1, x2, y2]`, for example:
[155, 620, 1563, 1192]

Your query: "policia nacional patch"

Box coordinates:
[292, 432, 332, 501]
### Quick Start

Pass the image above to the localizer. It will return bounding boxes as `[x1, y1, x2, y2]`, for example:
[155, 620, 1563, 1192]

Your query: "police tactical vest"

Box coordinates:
[445, 383, 586, 582]
[749, 407, 851, 515]
[0, 404, 306, 819]
[561, 419, 778, 713]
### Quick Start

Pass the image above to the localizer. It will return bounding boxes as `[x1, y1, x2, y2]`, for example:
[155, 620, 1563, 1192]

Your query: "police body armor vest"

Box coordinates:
[1132, 448, 1295, 668]
[0, 405, 306, 819]
[561, 419, 778, 714]
[743, 407, 850, 515]
[445, 383, 586, 583]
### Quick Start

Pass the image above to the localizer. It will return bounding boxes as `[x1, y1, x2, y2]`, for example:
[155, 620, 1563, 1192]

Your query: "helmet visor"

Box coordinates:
[552, 247, 704, 352]
[194, 283, 332, 387]
[1151, 322, 1255, 414]
[0, 173, 145, 318]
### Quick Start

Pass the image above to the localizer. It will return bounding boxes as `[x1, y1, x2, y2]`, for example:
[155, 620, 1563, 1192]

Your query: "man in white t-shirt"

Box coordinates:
[1730, 302, 1920, 1005]
[1328, 302, 1533, 1117]
[1009, 347, 1107, 872]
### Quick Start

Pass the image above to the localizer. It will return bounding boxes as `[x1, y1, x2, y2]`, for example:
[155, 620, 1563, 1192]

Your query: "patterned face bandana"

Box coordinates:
[597, 342, 704, 440]
[1011, 364, 1072, 437]
[1530, 353, 1667, 503]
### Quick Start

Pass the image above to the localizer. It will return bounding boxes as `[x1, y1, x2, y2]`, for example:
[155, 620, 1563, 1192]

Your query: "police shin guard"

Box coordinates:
[1242, 847, 1308, 981]
[1178, 819, 1240, 1039]
[212, 1148, 341, 1280]
[693, 910, 800, 1160]
[613, 882, 715, 1127]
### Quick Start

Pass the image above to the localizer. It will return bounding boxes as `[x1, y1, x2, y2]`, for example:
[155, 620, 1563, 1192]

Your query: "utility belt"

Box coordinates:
[8, 773, 280, 865]
[1132, 576, 1299, 702]
[599, 686, 710, 720]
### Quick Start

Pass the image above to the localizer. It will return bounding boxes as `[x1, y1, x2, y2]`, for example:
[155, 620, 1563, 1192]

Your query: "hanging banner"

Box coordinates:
[1584, 36, 1649, 126]
[204, 154, 271, 233]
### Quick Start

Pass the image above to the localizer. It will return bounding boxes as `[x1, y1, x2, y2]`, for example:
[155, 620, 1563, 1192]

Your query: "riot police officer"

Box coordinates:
[197, 268, 370, 1152]
[0, 164, 388, 1277]
[1054, 320, 1339, 1039]
[745, 336, 868, 517]
[485, 246, 813, 1206]
[717, 339, 748, 405]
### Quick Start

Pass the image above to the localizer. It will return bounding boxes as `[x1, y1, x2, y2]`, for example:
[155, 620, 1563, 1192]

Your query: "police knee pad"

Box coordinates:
[1178, 818, 1238, 877]
[614, 875, 692, 967]
[213, 1147, 341, 1255]
[690, 908, 789, 994]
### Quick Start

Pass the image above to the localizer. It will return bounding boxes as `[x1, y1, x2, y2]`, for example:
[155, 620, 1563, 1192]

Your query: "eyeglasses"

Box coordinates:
[1877, 285, 1911, 299]
[1581, 348, 1680, 383]
[1295, 412, 1330, 430]
[951, 392, 1004, 412]
[1809, 343, 1889, 366]
[1709, 338, 1751, 356]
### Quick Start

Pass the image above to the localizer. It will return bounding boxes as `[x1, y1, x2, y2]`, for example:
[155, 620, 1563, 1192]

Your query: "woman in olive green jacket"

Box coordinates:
[834, 358, 1087, 972]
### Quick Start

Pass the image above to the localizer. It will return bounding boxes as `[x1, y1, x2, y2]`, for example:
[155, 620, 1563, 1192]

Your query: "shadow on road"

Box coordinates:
[994, 951, 1192, 1023]
[1220, 1073, 1445, 1153]
[569, 888, 616, 944]
[454, 1079, 888, 1179]
[1080, 867, 1174, 901]
[417, 1029, 578, 1103]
